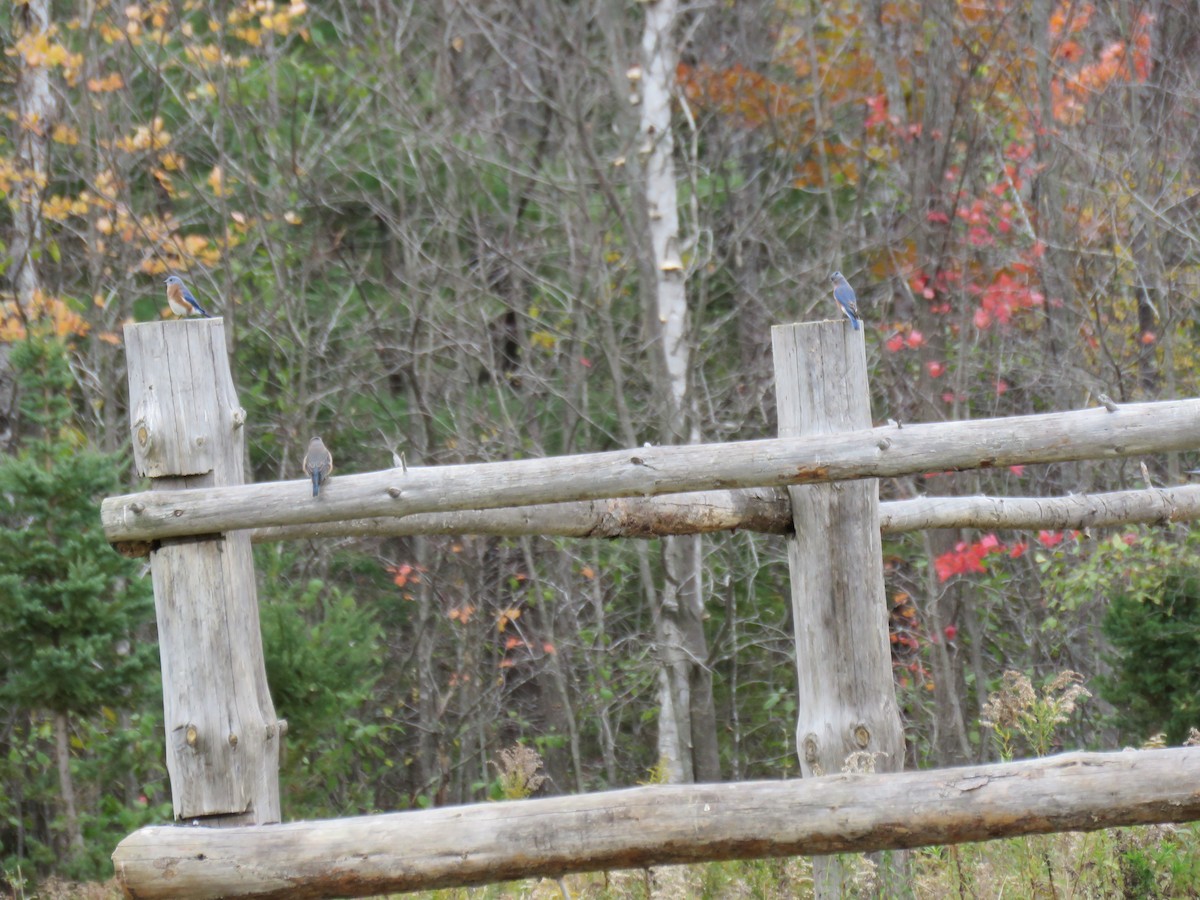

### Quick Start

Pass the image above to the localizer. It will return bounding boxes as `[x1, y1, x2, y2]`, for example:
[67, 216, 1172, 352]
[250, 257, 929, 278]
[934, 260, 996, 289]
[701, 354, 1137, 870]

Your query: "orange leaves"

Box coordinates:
[0, 291, 90, 343]
[86, 72, 125, 93]
[386, 563, 421, 588]
[1049, 2, 1094, 40]
[677, 62, 806, 132]
[1050, 7, 1154, 123]
[448, 605, 475, 624]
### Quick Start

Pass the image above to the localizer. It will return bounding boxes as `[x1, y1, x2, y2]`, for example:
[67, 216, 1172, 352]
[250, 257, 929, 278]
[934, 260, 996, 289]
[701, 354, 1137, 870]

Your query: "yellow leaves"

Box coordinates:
[115, 118, 172, 153]
[233, 26, 262, 46]
[140, 231, 224, 276]
[283, 210, 302, 225]
[184, 44, 223, 66]
[51, 123, 80, 145]
[530, 330, 556, 351]
[7, 29, 84, 85]
[207, 164, 230, 197]
[41, 195, 89, 222]
[496, 607, 521, 633]
[97, 22, 125, 43]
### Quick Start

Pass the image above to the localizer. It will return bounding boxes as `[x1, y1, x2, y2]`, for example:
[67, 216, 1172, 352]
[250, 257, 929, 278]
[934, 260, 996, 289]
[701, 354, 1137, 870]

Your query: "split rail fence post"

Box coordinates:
[772, 321, 906, 895]
[123, 319, 282, 825]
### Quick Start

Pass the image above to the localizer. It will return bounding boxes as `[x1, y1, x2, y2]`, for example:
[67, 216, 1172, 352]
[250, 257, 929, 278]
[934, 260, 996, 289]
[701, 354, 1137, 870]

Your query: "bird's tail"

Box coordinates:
[312, 471, 320, 497]
[852, 315, 861, 331]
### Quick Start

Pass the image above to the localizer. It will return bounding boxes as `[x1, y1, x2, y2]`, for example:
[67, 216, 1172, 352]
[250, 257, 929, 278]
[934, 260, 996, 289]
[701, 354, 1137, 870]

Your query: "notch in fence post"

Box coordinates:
[124, 319, 282, 826]
[771, 321, 905, 895]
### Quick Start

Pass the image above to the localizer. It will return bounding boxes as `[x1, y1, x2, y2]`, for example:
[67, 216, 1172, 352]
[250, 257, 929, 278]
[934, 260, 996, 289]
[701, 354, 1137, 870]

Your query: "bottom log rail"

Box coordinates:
[113, 747, 1200, 900]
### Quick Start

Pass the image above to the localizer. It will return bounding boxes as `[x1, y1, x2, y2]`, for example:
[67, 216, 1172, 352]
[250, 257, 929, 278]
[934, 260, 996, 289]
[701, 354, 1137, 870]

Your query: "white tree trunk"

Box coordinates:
[2, 0, 54, 437]
[636, 0, 717, 782]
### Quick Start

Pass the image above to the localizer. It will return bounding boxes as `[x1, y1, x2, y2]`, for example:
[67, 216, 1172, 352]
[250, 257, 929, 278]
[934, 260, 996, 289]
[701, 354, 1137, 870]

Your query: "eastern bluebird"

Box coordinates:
[164, 275, 212, 318]
[302, 436, 334, 498]
[830, 271, 861, 331]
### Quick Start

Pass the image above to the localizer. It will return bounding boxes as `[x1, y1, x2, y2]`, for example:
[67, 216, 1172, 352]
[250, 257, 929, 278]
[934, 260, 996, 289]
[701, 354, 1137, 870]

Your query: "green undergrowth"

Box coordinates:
[9, 823, 1200, 898]
[398, 825, 1200, 899]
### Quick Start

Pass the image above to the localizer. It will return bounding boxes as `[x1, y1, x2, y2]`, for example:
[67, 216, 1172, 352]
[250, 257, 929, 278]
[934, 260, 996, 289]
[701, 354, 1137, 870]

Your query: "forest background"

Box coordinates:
[2, 0, 1200, 884]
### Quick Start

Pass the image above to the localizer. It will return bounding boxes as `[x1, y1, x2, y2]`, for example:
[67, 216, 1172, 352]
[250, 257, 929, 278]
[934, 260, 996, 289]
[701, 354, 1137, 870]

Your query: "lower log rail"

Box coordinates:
[113, 747, 1200, 900]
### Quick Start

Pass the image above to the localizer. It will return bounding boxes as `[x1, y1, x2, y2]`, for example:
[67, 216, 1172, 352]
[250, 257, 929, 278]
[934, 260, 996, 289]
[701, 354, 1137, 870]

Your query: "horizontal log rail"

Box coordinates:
[102, 398, 1200, 544]
[111, 746, 1200, 900]
[243, 482, 1200, 544]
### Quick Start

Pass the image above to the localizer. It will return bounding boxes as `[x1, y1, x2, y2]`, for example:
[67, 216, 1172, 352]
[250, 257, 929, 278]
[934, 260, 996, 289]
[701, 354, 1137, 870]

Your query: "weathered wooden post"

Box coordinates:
[772, 321, 905, 894]
[123, 319, 282, 825]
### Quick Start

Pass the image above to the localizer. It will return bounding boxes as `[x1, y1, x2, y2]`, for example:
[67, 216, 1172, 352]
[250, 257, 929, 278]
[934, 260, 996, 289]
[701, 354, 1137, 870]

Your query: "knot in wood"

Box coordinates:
[803, 733, 820, 766]
[387, 487, 402, 499]
[185, 724, 198, 747]
[853, 723, 871, 748]
[136, 424, 150, 449]
[876, 437, 892, 450]
[228, 732, 238, 748]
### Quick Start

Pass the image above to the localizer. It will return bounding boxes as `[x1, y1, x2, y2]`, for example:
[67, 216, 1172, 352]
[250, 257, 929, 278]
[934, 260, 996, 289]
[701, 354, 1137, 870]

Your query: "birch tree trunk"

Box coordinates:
[2, 0, 55, 439]
[636, 0, 719, 782]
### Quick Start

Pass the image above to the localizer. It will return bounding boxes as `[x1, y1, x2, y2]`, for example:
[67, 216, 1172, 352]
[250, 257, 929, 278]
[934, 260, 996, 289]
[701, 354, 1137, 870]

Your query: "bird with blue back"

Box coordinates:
[164, 275, 213, 319]
[829, 271, 860, 331]
[302, 436, 334, 498]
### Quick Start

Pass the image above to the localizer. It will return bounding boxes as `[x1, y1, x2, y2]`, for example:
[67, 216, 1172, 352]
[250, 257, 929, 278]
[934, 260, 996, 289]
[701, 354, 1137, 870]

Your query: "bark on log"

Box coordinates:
[125, 320, 282, 825]
[878, 484, 1200, 532]
[111, 747, 1200, 900]
[773, 321, 905, 895]
[242, 482, 1200, 546]
[102, 396, 1200, 544]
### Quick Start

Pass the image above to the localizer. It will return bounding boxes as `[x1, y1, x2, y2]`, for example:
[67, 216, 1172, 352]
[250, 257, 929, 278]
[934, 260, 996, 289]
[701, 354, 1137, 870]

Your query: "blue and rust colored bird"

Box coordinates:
[302, 436, 334, 498]
[829, 271, 861, 331]
[164, 275, 212, 319]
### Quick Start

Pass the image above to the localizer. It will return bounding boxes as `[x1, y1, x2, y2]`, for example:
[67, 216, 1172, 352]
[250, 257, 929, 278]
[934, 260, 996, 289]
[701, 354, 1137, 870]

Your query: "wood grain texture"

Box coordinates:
[111, 747, 1200, 900]
[772, 322, 904, 781]
[126, 319, 281, 825]
[102, 396, 1200, 544]
[240, 482, 1200, 545]
[773, 322, 906, 894]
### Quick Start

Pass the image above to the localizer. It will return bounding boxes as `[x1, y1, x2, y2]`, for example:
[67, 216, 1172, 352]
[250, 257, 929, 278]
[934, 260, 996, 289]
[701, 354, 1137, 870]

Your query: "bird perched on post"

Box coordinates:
[830, 271, 861, 331]
[302, 436, 334, 498]
[164, 275, 213, 319]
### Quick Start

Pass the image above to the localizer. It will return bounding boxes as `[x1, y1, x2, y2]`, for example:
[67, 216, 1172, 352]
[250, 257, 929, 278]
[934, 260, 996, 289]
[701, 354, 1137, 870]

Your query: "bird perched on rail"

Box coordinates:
[164, 275, 213, 319]
[302, 436, 334, 498]
[829, 271, 861, 331]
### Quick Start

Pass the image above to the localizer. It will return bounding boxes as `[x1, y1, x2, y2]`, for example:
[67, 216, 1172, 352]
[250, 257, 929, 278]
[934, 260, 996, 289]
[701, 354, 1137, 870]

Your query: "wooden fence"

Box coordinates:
[103, 317, 1200, 899]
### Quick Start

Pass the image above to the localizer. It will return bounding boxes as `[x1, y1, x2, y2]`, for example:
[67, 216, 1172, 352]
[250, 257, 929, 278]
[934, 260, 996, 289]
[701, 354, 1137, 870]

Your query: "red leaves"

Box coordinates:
[973, 272, 1045, 329]
[1038, 530, 1065, 548]
[885, 329, 927, 354]
[933, 532, 1027, 582]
